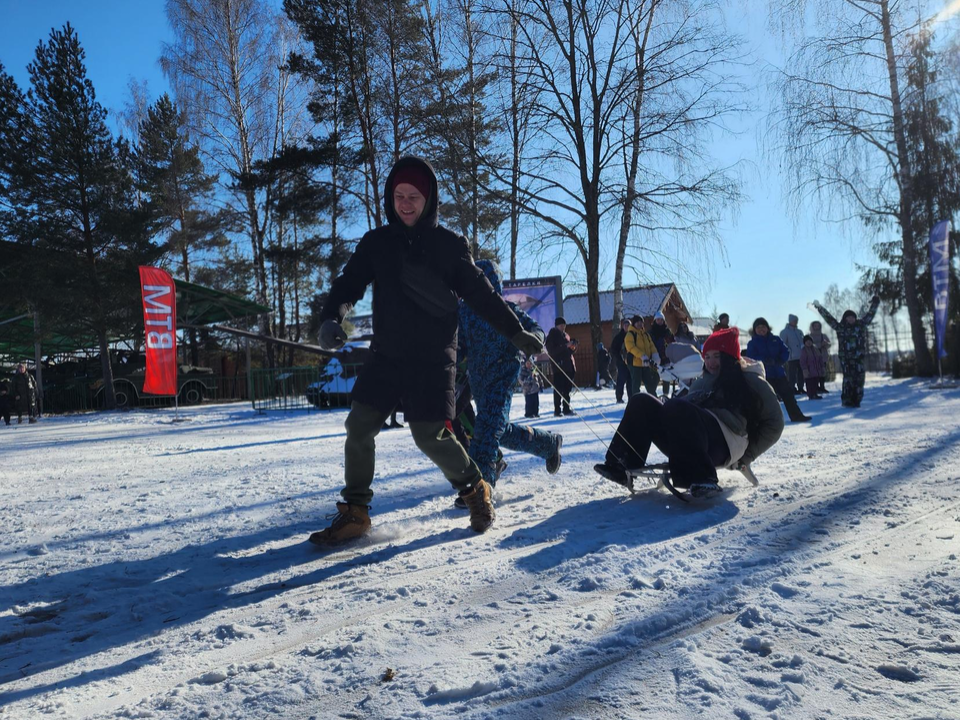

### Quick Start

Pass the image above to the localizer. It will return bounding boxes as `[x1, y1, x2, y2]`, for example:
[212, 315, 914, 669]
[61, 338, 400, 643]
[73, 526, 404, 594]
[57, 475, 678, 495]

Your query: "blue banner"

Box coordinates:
[929, 220, 951, 360]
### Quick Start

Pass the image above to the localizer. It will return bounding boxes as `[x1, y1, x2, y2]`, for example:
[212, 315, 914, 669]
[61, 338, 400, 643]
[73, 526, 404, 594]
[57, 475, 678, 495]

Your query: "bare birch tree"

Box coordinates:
[161, 0, 281, 345]
[485, 0, 542, 276]
[770, 0, 937, 374]
[481, 0, 742, 370]
[610, 0, 744, 327]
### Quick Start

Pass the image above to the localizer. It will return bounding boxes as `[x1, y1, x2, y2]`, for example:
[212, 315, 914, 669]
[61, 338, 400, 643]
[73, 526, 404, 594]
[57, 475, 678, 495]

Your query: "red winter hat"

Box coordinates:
[392, 165, 432, 199]
[702, 327, 741, 360]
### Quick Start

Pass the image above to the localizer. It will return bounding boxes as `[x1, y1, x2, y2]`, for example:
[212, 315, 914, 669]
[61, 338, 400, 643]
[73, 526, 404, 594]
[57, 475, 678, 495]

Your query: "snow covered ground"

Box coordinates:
[1, 375, 959, 720]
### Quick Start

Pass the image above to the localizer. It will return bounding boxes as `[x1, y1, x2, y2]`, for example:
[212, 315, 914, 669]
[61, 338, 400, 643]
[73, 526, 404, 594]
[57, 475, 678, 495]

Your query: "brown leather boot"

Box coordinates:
[308, 502, 371, 546]
[459, 479, 495, 533]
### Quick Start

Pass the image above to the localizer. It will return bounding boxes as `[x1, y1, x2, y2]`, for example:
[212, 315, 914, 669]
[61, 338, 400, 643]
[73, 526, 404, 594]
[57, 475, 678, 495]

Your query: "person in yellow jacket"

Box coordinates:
[624, 315, 661, 397]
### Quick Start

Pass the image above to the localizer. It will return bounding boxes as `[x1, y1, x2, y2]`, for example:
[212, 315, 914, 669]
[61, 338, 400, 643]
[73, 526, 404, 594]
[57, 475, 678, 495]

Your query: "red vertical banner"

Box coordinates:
[139, 266, 178, 396]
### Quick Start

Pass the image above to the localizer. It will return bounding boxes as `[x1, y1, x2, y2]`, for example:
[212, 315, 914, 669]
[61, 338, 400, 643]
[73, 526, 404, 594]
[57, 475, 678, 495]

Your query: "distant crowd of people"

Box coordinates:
[579, 297, 879, 421]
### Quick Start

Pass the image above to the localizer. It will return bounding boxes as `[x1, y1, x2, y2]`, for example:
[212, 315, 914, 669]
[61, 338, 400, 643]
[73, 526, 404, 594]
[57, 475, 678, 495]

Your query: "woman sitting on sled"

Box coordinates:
[594, 327, 784, 498]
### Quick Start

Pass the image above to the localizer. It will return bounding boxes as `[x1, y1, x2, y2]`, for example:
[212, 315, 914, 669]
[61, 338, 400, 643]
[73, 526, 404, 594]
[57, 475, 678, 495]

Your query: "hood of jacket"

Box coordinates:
[742, 356, 766, 380]
[475, 259, 503, 295]
[383, 156, 440, 230]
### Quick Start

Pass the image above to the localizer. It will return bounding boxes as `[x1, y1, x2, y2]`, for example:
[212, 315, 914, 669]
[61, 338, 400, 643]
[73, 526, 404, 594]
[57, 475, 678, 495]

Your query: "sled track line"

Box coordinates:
[23, 524, 559, 718]
[458, 494, 960, 718]
[11, 451, 958, 718]
[204, 483, 960, 719]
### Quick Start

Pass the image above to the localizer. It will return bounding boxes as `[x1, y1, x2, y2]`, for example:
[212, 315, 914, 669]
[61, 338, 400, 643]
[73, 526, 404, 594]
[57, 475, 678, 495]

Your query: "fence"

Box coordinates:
[249, 363, 363, 414]
[36, 363, 371, 416]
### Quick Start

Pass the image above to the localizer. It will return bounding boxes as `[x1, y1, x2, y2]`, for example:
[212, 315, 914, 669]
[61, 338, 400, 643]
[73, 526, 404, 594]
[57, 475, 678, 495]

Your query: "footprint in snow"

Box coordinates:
[876, 664, 922, 682]
[770, 582, 801, 599]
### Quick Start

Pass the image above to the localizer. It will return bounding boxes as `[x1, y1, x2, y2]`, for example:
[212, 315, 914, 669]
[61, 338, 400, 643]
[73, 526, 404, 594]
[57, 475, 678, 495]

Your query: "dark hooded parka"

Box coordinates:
[319, 156, 523, 421]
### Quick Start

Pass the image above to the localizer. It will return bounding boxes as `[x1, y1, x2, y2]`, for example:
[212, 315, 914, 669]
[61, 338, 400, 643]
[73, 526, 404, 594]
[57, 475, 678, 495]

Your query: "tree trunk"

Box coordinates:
[613, 1, 656, 330]
[97, 330, 117, 410]
[880, 0, 933, 375]
[509, 5, 519, 278]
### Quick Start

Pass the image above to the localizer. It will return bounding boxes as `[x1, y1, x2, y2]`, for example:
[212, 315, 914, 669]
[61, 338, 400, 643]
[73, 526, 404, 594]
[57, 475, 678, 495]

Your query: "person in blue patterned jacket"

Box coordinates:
[812, 295, 880, 408]
[456, 260, 563, 506]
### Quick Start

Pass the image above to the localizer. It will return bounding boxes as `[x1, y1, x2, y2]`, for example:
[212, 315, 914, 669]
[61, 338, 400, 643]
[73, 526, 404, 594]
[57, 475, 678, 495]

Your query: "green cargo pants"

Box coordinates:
[629, 365, 660, 397]
[341, 401, 484, 506]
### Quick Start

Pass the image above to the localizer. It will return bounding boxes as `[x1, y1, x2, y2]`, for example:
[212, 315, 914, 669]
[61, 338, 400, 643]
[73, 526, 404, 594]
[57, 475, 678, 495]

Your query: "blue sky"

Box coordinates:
[0, 0, 876, 335]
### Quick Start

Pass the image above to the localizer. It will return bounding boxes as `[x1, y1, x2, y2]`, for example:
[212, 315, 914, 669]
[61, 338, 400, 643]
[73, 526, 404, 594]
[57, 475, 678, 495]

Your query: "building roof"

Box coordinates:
[689, 316, 751, 347]
[688, 316, 717, 338]
[562, 283, 676, 325]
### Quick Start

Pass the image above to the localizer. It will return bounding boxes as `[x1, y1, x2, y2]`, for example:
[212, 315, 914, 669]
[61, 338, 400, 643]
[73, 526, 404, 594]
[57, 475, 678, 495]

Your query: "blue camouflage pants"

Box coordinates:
[471, 359, 559, 486]
[841, 360, 866, 407]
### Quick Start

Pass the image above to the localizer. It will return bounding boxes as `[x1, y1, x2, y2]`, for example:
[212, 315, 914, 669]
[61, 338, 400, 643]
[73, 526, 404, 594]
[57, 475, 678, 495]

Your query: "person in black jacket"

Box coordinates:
[610, 318, 631, 403]
[545, 317, 576, 416]
[309, 156, 543, 546]
[0, 380, 12, 426]
[596, 341, 612, 388]
[12, 364, 37, 424]
[649, 312, 674, 396]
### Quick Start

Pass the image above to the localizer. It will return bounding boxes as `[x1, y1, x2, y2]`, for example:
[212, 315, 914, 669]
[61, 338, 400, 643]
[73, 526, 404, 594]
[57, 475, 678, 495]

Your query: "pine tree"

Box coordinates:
[19, 24, 159, 408]
[285, 0, 366, 280]
[138, 93, 226, 364]
[0, 64, 30, 243]
[419, 0, 507, 256]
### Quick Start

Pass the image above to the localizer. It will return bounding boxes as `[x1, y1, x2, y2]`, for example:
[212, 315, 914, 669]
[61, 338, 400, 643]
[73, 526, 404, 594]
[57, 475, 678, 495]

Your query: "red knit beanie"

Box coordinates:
[392, 165, 432, 199]
[702, 327, 741, 360]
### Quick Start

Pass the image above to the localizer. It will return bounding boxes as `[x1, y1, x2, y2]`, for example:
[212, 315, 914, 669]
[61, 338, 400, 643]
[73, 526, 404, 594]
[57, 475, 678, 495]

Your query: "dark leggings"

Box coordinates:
[768, 376, 806, 421]
[606, 394, 730, 488]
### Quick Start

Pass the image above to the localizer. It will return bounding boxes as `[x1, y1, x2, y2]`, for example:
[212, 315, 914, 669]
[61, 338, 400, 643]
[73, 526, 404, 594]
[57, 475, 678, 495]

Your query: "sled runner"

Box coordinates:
[594, 461, 759, 502]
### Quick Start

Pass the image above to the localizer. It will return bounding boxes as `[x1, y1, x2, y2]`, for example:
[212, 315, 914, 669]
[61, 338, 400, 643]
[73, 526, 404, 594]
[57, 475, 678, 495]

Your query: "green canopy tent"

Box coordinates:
[0, 312, 95, 362]
[174, 278, 270, 327]
[0, 280, 271, 362]
[0, 276, 271, 412]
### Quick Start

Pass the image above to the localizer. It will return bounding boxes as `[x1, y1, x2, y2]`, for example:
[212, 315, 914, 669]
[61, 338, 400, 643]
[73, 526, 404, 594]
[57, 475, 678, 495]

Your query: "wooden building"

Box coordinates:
[558, 283, 693, 386]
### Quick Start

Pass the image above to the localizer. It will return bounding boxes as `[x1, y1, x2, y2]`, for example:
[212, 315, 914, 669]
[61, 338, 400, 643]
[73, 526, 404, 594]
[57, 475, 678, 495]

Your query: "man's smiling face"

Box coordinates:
[394, 183, 426, 227]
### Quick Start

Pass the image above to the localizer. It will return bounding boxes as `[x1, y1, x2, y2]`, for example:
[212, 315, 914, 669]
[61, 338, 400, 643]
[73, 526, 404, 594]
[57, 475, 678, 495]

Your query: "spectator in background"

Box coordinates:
[624, 315, 660, 397]
[12, 363, 38, 425]
[713, 313, 730, 332]
[546, 317, 576, 416]
[809, 320, 831, 393]
[649, 311, 674, 396]
[745, 318, 810, 423]
[0, 380, 12, 426]
[382, 405, 404, 430]
[596, 341, 613, 388]
[610, 318, 632, 403]
[673, 321, 697, 346]
[779, 314, 805, 395]
[520, 357, 542, 418]
[799, 335, 824, 400]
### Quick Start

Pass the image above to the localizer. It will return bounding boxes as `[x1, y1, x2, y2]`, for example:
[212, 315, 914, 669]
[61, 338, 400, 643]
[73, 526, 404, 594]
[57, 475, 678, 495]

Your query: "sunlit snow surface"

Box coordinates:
[1, 376, 959, 719]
